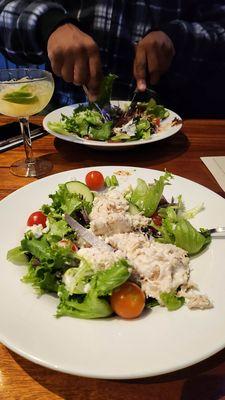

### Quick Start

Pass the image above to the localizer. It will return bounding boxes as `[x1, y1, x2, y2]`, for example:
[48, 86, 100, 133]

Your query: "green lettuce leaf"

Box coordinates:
[156, 206, 211, 255]
[48, 219, 72, 239]
[97, 73, 117, 108]
[130, 172, 172, 216]
[63, 258, 93, 294]
[57, 284, 112, 319]
[89, 121, 112, 141]
[7, 246, 29, 265]
[47, 122, 69, 135]
[21, 235, 51, 262]
[145, 99, 169, 119]
[95, 259, 131, 295]
[160, 292, 185, 311]
[174, 219, 211, 255]
[22, 264, 59, 294]
[57, 258, 130, 318]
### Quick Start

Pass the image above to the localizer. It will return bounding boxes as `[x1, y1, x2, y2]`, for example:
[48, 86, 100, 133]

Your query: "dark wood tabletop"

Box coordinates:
[0, 115, 225, 400]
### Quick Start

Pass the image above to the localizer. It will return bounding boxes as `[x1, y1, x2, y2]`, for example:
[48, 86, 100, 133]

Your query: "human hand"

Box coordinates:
[47, 23, 102, 101]
[133, 31, 175, 91]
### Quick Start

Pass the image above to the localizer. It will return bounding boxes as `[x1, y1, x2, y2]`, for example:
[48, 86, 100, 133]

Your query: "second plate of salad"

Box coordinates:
[43, 100, 182, 150]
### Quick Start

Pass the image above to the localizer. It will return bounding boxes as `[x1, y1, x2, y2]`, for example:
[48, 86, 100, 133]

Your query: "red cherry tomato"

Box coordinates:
[27, 211, 47, 228]
[151, 213, 162, 226]
[85, 171, 105, 191]
[155, 117, 161, 127]
[110, 282, 145, 319]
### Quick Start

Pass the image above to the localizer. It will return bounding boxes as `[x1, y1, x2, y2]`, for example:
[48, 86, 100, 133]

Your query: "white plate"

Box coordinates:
[0, 166, 225, 379]
[43, 101, 182, 150]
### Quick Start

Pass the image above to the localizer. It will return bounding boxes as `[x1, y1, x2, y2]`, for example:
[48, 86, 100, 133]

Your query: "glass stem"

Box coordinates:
[19, 117, 35, 164]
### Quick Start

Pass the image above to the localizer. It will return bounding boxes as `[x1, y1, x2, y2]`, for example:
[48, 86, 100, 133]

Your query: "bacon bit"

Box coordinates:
[171, 117, 182, 126]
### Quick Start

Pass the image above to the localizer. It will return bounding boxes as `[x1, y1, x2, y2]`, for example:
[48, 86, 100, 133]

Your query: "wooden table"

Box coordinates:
[0, 115, 225, 400]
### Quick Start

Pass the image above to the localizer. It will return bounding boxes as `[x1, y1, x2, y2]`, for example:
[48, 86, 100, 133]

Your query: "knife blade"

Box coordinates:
[64, 213, 113, 252]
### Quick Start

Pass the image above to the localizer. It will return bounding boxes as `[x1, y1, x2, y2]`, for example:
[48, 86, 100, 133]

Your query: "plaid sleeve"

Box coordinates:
[0, 0, 67, 64]
[160, 1, 225, 77]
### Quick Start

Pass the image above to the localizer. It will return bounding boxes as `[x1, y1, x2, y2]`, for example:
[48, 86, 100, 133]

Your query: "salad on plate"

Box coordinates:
[7, 170, 212, 320]
[47, 74, 178, 143]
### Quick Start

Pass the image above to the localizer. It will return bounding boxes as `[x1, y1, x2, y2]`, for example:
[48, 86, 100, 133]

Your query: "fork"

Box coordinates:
[92, 101, 111, 122]
[208, 227, 225, 235]
[83, 85, 111, 122]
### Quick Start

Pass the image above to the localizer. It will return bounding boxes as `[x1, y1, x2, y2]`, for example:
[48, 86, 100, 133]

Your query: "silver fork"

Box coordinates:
[83, 84, 111, 122]
[92, 102, 111, 122]
[208, 227, 225, 235]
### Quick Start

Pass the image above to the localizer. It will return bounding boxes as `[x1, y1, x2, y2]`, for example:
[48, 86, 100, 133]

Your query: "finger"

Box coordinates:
[73, 51, 89, 85]
[133, 45, 147, 91]
[49, 51, 63, 77]
[146, 49, 161, 85]
[61, 53, 75, 83]
[86, 46, 102, 101]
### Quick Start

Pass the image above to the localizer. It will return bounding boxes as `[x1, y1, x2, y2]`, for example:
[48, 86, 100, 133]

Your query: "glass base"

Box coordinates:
[10, 157, 53, 178]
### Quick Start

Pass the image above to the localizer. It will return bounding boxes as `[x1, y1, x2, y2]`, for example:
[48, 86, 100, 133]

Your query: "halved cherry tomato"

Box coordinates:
[151, 213, 162, 226]
[110, 282, 145, 319]
[58, 239, 78, 252]
[27, 211, 47, 228]
[85, 171, 104, 191]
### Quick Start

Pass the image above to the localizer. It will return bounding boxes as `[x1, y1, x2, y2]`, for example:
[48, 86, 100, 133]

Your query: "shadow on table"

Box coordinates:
[53, 130, 189, 169]
[9, 346, 225, 400]
[180, 375, 225, 400]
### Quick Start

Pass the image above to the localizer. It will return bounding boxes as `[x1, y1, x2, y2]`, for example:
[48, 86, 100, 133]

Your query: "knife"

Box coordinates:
[0, 127, 45, 147]
[64, 213, 113, 252]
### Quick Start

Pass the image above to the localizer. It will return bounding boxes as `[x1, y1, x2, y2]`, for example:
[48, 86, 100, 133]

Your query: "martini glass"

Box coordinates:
[0, 68, 54, 177]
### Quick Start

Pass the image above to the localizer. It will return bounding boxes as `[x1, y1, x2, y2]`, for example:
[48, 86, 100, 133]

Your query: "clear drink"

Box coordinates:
[0, 69, 54, 177]
[0, 79, 54, 117]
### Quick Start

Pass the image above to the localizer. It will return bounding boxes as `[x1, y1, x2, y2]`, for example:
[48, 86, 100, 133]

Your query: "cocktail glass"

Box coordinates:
[0, 68, 54, 177]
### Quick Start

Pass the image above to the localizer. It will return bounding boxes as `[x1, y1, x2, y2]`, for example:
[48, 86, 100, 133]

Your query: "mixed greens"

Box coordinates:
[7, 171, 211, 319]
[48, 74, 170, 142]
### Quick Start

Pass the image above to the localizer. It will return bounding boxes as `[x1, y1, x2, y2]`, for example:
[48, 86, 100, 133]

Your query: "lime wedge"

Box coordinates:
[2, 90, 38, 104]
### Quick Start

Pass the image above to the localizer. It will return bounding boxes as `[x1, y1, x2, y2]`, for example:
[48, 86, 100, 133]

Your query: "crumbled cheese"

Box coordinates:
[114, 119, 137, 137]
[26, 224, 43, 239]
[26, 219, 49, 239]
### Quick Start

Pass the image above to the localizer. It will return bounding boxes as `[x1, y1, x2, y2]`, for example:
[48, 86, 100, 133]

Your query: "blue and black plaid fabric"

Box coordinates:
[0, 0, 225, 115]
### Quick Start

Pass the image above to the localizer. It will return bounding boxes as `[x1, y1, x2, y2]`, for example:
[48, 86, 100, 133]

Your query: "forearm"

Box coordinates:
[161, 3, 225, 82]
[0, 0, 71, 64]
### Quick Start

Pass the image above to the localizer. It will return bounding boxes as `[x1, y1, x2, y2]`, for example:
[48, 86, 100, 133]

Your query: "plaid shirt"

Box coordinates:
[1, 0, 225, 116]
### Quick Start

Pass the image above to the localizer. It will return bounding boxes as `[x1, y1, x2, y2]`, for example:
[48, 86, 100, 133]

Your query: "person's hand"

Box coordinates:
[47, 23, 102, 101]
[134, 31, 175, 91]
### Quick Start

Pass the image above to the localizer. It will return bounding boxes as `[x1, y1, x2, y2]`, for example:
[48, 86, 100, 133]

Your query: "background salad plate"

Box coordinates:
[0, 166, 225, 379]
[43, 101, 182, 150]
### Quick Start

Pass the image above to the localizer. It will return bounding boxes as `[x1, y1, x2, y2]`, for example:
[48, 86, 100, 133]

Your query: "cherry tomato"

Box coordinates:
[27, 211, 47, 228]
[155, 117, 161, 127]
[110, 282, 145, 319]
[85, 171, 105, 191]
[151, 213, 162, 226]
[58, 239, 78, 252]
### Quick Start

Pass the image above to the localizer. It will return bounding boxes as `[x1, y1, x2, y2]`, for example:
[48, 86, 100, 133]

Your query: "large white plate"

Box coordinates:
[43, 101, 182, 150]
[0, 166, 225, 379]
